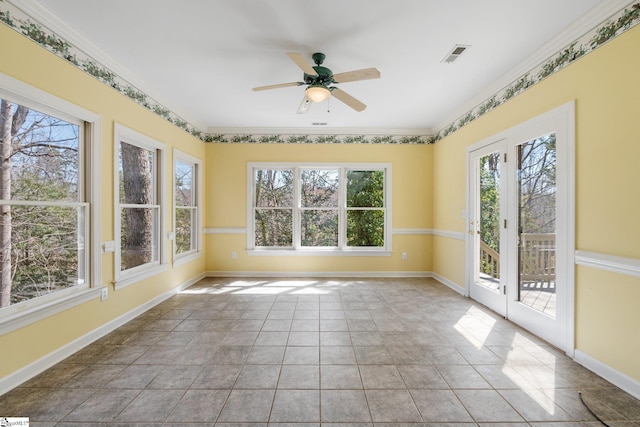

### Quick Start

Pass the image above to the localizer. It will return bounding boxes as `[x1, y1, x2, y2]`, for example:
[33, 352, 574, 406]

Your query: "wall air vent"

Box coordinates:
[442, 44, 470, 63]
[312, 122, 328, 126]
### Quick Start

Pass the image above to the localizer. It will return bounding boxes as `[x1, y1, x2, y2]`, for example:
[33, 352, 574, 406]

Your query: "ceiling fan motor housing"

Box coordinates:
[304, 66, 334, 87]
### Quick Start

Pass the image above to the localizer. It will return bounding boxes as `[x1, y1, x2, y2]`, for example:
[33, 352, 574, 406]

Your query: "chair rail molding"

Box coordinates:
[575, 250, 640, 278]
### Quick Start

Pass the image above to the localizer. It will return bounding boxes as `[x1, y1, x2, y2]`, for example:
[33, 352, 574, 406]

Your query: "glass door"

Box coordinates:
[468, 141, 507, 317]
[507, 131, 566, 349]
[466, 102, 574, 352]
[517, 134, 557, 317]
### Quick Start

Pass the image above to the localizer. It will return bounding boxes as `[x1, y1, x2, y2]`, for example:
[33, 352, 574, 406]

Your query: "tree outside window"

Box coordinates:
[175, 158, 197, 256]
[254, 169, 294, 247]
[346, 170, 385, 247]
[251, 164, 388, 251]
[0, 98, 85, 308]
[118, 141, 158, 272]
[301, 169, 338, 247]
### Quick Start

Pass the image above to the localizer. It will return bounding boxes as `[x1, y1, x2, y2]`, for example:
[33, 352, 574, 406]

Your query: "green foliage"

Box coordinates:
[252, 168, 386, 248]
[347, 210, 384, 247]
[346, 170, 385, 247]
[479, 153, 500, 253]
[175, 207, 193, 254]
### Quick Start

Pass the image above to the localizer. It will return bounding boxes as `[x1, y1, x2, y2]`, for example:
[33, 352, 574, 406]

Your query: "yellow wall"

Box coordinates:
[432, 25, 640, 382]
[204, 143, 433, 273]
[0, 25, 206, 378]
[1, 13, 639, 390]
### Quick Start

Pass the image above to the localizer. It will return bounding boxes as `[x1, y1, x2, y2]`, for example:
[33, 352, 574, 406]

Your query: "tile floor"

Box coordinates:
[1, 277, 639, 426]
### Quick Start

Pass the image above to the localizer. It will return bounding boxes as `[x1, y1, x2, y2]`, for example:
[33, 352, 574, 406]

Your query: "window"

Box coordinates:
[248, 163, 391, 254]
[174, 150, 201, 262]
[0, 72, 100, 328]
[114, 124, 165, 288]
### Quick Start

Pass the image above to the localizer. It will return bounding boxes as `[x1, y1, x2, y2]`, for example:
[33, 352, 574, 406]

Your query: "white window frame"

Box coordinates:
[114, 123, 166, 289]
[173, 149, 202, 266]
[247, 162, 392, 256]
[0, 72, 102, 335]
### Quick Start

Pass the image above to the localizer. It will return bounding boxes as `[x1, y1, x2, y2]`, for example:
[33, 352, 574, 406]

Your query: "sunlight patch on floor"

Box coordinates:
[504, 339, 557, 414]
[232, 286, 295, 294]
[454, 306, 497, 349]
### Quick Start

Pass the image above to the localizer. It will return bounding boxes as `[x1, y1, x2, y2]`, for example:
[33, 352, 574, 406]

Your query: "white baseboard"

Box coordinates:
[205, 270, 432, 278]
[430, 272, 467, 296]
[574, 349, 640, 400]
[204, 271, 468, 297]
[0, 272, 205, 396]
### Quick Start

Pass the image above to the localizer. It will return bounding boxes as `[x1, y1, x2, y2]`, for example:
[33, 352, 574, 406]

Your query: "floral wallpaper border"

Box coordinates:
[204, 133, 429, 144]
[428, 2, 640, 144]
[0, 0, 204, 139]
[1, 1, 638, 145]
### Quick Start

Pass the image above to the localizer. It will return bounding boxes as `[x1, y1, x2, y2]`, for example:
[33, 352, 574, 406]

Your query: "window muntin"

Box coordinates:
[174, 156, 199, 257]
[0, 98, 88, 309]
[115, 126, 165, 282]
[250, 164, 390, 253]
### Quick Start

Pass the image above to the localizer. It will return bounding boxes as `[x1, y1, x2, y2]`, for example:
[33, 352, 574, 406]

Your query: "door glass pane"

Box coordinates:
[517, 133, 556, 317]
[477, 151, 501, 291]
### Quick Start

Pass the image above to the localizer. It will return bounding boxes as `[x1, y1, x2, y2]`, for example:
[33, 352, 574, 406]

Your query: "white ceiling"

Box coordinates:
[18, 0, 613, 135]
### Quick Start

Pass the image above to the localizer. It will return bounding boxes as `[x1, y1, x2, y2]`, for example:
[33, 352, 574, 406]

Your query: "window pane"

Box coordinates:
[301, 209, 338, 246]
[347, 170, 384, 207]
[347, 210, 385, 247]
[2, 204, 85, 305]
[301, 169, 338, 207]
[518, 134, 557, 316]
[255, 209, 292, 247]
[121, 207, 158, 270]
[255, 169, 293, 207]
[1, 100, 80, 202]
[119, 142, 155, 204]
[1, 98, 85, 309]
[175, 160, 194, 206]
[175, 207, 195, 254]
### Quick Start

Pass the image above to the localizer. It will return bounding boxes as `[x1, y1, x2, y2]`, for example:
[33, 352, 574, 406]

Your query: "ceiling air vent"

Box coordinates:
[442, 44, 470, 63]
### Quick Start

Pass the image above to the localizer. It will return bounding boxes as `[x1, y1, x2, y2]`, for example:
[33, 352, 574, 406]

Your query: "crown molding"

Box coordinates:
[3, 0, 638, 144]
[434, 0, 639, 133]
[6, 0, 207, 131]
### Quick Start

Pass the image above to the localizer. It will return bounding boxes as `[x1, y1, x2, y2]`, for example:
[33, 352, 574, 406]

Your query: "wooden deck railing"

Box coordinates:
[480, 233, 555, 283]
[480, 241, 500, 279]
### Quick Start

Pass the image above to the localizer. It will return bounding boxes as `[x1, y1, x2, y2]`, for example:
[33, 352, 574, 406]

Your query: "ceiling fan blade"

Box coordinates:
[252, 82, 302, 91]
[297, 95, 312, 114]
[331, 87, 367, 112]
[287, 52, 318, 76]
[332, 67, 380, 83]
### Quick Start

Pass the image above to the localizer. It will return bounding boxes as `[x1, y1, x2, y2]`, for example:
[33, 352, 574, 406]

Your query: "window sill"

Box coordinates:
[0, 286, 105, 336]
[248, 249, 392, 257]
[114, 264, 168, 291]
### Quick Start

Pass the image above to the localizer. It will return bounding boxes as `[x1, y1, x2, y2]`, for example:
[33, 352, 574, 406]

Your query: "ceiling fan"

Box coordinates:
[252, 52, 380, 114]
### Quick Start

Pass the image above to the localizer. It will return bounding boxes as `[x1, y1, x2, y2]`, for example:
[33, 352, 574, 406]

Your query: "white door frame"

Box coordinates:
[465, 101, 575, 355]
[467, 139, 508, 317]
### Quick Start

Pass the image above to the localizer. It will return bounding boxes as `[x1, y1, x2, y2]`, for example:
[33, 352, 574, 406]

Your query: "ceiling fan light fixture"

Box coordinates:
[306, 85, 331, 102]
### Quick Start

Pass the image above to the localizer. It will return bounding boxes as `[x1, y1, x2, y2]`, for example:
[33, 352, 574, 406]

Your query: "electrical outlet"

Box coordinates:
[231, 251, 237, 259]
[101, 287, 108, 301]
[402, 252, 408, 260]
